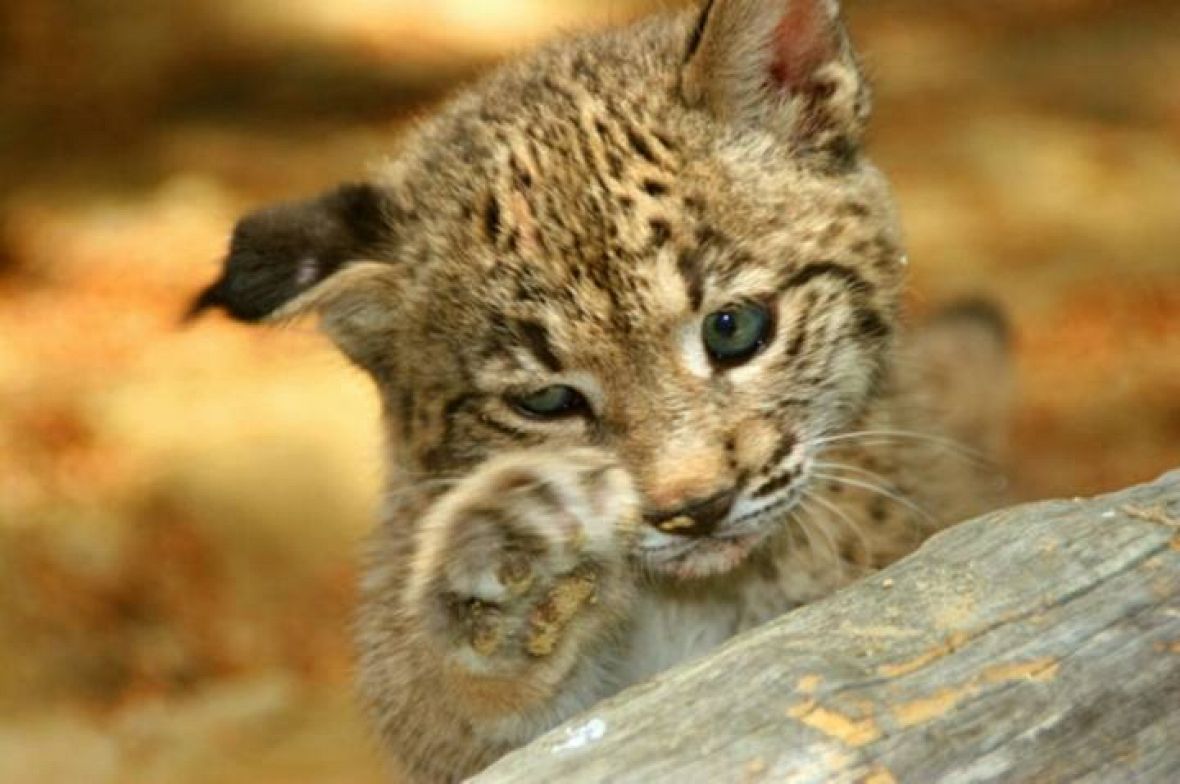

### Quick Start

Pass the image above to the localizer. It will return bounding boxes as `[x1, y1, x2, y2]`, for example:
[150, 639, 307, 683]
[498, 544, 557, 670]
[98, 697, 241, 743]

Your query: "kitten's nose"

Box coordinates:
[644, 489, 737, 538]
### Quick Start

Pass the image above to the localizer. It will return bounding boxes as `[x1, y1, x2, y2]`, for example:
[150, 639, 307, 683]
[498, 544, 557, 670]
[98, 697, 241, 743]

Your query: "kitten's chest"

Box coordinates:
[614, 577, 804, 686]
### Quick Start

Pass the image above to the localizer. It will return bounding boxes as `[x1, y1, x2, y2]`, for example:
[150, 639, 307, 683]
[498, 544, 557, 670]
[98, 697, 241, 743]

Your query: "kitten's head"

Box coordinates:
[194, 0, 907, 579]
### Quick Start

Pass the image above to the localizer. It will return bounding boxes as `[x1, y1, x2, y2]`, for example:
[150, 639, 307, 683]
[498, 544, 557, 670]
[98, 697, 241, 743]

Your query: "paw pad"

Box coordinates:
[525, 567, 599, 657]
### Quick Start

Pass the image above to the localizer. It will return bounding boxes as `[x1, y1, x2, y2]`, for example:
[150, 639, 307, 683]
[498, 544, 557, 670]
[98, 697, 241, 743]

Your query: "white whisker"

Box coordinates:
[813, 460, 897, 488]
[810, 470, 940, 527]
[795, 492, 840, 563]
[811, 460, 926, 544]
[812, 428, 992, 464]
[805, 489, 874, 565]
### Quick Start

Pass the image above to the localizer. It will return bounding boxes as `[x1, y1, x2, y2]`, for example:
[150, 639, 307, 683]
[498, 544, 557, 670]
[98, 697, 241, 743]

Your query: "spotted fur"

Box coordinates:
[195, 1, 1010, 780]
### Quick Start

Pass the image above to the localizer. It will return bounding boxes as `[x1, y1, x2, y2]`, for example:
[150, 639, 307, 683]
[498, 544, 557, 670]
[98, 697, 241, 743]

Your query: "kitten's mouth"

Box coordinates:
[637, 491, 801, 580]
[637, 443, 813, 579]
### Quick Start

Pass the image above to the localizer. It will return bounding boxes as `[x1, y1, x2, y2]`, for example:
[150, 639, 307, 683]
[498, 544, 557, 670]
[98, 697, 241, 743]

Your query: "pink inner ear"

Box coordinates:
[770, 0, 837, 91]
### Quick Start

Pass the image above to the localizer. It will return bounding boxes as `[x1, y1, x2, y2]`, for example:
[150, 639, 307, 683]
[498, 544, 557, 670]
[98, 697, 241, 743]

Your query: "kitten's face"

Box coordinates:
[389, 126, 901, 579]
[195, 0, 906, 578]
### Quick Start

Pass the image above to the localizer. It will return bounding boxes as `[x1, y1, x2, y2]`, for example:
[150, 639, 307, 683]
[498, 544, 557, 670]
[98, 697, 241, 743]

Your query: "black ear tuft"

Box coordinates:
[188, 183, 389, 323]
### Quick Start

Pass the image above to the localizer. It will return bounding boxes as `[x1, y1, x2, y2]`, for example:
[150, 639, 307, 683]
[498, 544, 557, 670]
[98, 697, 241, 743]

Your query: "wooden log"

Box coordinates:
[472, 471, 1180, 783]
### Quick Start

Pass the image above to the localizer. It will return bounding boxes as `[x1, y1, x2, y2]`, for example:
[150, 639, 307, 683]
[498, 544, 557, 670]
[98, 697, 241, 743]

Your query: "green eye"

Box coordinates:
[703, 302, 774, 365]
[511, 385, 588, 418]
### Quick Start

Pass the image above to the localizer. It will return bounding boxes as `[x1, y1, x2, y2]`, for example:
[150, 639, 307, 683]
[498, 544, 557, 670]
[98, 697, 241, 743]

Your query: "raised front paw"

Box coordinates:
[408, 448, 641, 671]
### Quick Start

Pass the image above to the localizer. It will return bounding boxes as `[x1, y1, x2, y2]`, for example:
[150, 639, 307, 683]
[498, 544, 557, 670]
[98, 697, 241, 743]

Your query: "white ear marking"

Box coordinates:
[295, 256, 320, 287]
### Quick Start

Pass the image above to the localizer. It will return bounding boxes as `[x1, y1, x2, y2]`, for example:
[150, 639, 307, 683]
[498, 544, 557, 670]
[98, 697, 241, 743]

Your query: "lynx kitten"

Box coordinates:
[194, 0, 1010, 779]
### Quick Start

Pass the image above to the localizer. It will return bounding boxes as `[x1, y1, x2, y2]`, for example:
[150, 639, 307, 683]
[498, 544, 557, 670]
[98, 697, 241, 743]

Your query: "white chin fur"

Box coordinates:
[641, 530, 769, 579]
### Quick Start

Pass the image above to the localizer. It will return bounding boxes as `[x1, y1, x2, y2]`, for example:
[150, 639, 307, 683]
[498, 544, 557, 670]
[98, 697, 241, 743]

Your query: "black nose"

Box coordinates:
[645, 489, 737, 538]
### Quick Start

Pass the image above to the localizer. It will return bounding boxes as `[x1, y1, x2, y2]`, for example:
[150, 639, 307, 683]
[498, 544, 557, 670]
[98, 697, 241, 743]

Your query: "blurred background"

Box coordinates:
[1, 0, 1177, 781]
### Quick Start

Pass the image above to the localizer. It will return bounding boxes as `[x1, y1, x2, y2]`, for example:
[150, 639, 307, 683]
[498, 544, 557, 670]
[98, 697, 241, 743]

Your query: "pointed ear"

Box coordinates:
[682, 0, 870, 158]
[191, 182, 406, 374]
[190, 182, 392, 323]
[273, 261, 407, 374]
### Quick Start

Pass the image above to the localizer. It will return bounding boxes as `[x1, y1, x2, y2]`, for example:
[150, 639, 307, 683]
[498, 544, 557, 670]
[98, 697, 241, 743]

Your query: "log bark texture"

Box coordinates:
[472, 470, 1180, 783]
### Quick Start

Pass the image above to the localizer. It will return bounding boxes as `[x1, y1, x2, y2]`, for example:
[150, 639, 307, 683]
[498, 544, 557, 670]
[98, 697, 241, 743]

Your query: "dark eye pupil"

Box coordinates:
[703, 303, 773, 366]
[714, 312, 738, 337]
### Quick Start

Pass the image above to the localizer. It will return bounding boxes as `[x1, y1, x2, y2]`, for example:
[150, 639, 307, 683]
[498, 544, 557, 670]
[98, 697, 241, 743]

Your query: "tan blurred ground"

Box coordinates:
[1, 0, 1178, 780]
